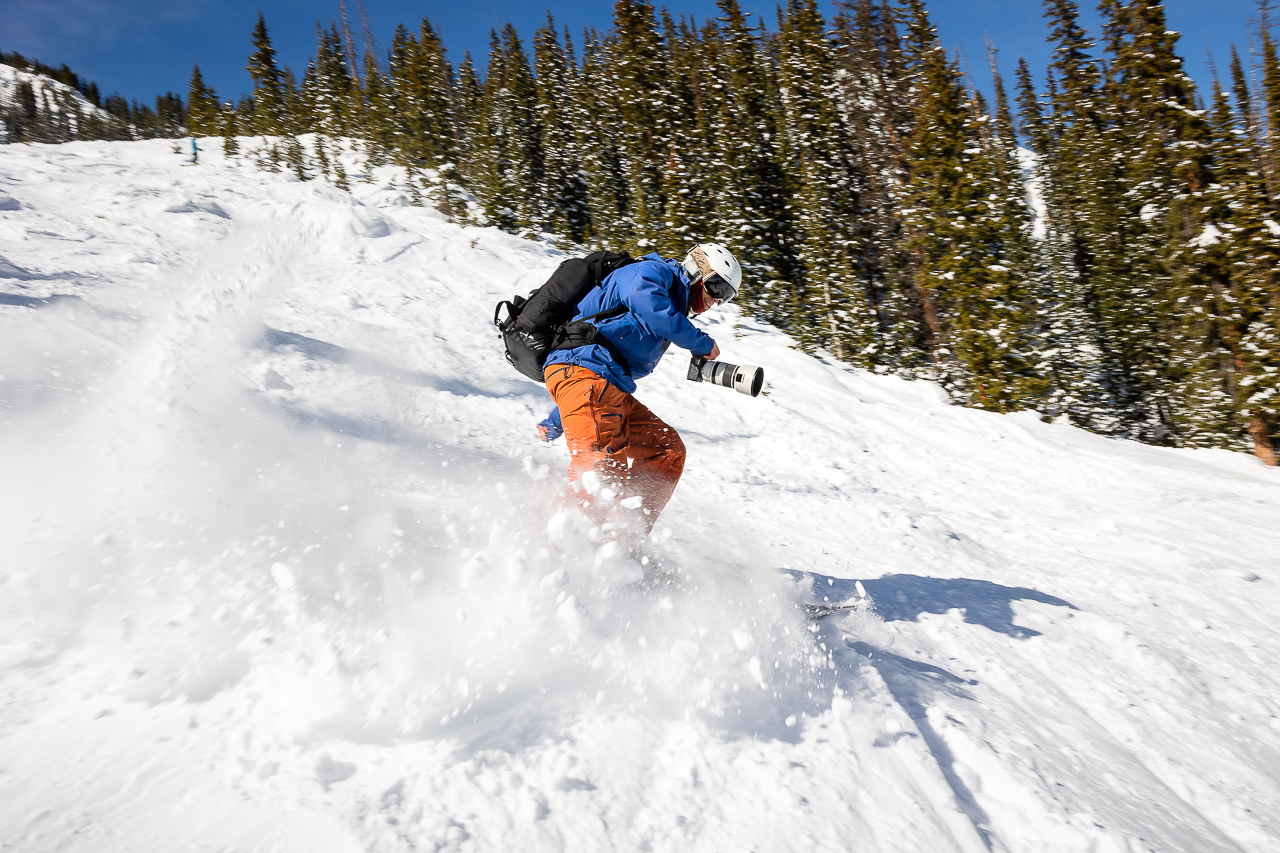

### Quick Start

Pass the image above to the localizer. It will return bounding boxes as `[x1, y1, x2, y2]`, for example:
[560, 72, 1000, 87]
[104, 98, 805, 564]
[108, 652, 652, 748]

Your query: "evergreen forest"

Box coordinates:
[0, 51, 186, 142]
[5, 0, 1280, 465]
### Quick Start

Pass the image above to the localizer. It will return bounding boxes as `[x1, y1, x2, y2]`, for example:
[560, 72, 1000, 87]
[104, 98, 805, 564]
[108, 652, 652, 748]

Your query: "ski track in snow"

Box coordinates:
[1, 138, 1279, 853]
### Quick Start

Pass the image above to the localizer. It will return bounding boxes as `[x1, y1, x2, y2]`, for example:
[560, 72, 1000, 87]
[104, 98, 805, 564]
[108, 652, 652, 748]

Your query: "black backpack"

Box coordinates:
[494, 251, 641, 383]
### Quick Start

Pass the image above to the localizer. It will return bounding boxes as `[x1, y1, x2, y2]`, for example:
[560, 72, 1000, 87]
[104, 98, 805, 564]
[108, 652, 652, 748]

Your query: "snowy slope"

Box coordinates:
[1, 138, 1279, 853]
[0, 63, 112, 121]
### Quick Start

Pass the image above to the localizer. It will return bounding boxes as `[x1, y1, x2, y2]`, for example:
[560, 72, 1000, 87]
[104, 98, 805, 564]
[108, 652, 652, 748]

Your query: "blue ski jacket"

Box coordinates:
[543, 253, 715, 395]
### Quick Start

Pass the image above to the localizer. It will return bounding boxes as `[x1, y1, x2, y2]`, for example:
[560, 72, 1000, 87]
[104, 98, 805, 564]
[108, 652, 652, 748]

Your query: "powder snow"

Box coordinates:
[1, 138, 1278, 853]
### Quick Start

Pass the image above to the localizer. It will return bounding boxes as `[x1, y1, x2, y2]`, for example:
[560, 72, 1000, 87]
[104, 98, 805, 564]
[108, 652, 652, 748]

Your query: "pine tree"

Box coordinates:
[533, 17, 591, 243]
[610, 0, 672, 247]
[1030, 0, 1135, 433]
[103, 93, 132, 141]
[1098, 0, 1213, 442]
[333, 138, 351, 190]
[387, 19, 457, 170]
[6, 80, 38, 142]
[1014, 59, 1112, 426]
[772, 0, 875, 362]
[359, 50, 394, 166]
[469, 25, 545, 233]
[1261, 9, 1280, 191]
[706, 0, 795, 321]
[831, 0, 929, 371]
[452, 51, 485, 190]
[573, 30, 632, 245]
[1173, 76, 1280, 462]
[221, 102, 240, 157]
[314, 133, 332, 180]
[652, 12, 716, 256]
[978, 54, 1053, 409]
[886, 1, 1044, 408]
[306, 24, 358, 140]
[186, 66, 220, 136]
[246, 13, 287, 135]
[895, 0, 964, 379]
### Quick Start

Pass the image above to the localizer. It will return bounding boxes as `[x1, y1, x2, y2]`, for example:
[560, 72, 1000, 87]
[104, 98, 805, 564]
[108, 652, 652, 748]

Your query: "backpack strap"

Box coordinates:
[493, 299, 518, 330]
[553, 304, 634, 376]
[580, 303, 628, 324]
[547, 256, 647, 376]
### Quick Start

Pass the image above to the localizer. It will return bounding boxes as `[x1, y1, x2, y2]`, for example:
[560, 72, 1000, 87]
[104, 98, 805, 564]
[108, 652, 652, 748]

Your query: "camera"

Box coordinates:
[687, 356, 765, 397]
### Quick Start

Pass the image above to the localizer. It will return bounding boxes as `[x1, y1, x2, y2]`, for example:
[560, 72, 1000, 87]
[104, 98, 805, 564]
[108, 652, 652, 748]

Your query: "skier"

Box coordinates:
[539, 243, 742, 544]
[189, 137, 201, 165]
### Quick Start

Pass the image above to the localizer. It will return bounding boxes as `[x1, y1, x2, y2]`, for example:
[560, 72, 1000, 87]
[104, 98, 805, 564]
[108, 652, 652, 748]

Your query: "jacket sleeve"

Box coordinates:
[618, 265, 715, 356]
[538, 407, 563, 441]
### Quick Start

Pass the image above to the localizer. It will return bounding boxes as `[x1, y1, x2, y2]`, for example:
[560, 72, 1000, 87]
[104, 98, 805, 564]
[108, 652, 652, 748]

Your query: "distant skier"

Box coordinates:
[539, 243, 742, 543]
[189, 137, 200, 165]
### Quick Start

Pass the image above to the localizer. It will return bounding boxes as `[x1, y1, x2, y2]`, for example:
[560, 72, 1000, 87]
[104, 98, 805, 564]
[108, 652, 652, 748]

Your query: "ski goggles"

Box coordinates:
[703, 272, 737, 303]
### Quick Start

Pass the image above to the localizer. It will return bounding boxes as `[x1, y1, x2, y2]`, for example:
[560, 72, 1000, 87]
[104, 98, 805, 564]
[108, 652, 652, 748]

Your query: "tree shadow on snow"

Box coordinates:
[785, 570, 1077, 638]
[254, 394, 514, 469]
[0, 290, 136, 323]
[0, 292, 84, 308]
[837, 635, 996, 849]
[785, 570, 1080, 847]
[256, 326, 523, 399]
[270, 399, 423, 446]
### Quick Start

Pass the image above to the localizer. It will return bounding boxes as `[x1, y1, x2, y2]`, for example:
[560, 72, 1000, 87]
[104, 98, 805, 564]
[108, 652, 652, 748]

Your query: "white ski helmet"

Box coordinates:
[682, 242, 743, 303]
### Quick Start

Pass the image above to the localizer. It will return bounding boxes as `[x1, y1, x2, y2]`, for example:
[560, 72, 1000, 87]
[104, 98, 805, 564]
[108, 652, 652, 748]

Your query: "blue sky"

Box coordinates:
[2, 0, 1266, 108]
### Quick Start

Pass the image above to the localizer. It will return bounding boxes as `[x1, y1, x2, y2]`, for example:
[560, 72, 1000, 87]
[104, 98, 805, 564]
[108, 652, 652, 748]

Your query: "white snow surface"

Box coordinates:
[2, 138, 1280, 853]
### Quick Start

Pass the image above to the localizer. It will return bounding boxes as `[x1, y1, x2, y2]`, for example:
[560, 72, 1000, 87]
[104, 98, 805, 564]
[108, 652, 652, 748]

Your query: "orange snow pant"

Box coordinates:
[544, 363, 686, 537]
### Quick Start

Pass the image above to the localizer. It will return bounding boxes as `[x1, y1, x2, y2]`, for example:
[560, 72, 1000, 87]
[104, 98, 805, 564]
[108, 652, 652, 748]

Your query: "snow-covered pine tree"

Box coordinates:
[387, 20, 457, 170]
[897, 0, 1043, 408]
[830, 0, 930, 372]
[305, 24, 358, 141]
[186, 66, 220, 136]
[706, 0, 795, 325]
[532, 17, 592, 244]
[1027, 0, 1137, 434]
[1100, 0, 1213, 443]
[246, 13, 287, 137]
[359, 50, 395, 168]
[1182, 77, 1280, 463]
[1226, 40, 1280, 462]
[221, 102, 240, 157]
[452, 52, 484, 187]
[652, 11, 716, 257]
[609, 0, 673, 249]
[772, 0, 874, 363]
[1014, 58, 1112, 427]
[1261, 10, 1280, 191]
[976, 54, 1052, 411]
[574, 30, 633, 246]
[1227, 47, 1267, 198]
[1165, 81, 1257, 450]
[467, 27, 545, 233]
